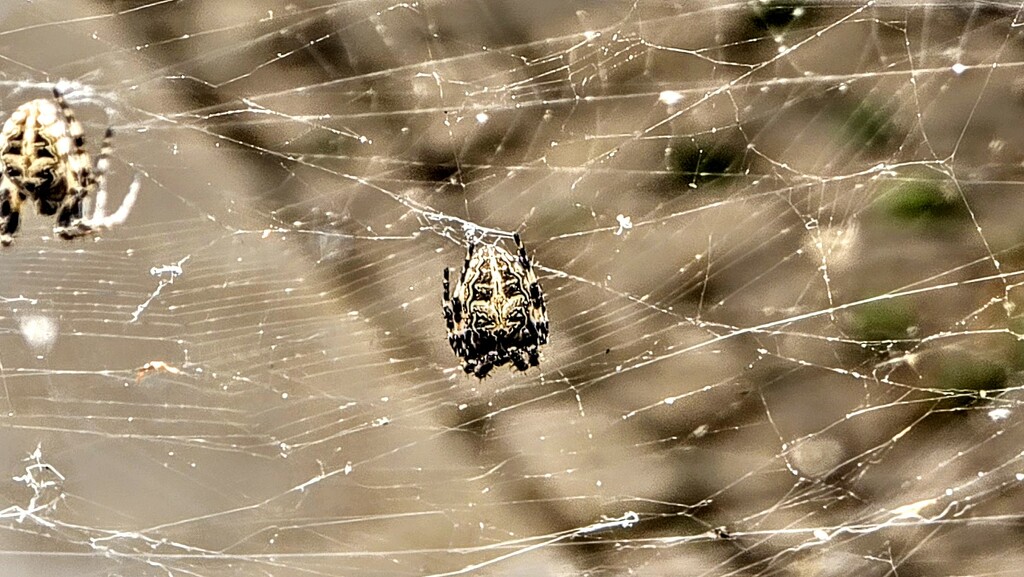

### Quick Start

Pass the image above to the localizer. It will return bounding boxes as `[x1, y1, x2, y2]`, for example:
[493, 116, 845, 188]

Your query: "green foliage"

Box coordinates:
[876, 178, 962, 225]
[846, 300, 916, 344]
[938, 353, 1007, 392]
[840, 100, 897, 151]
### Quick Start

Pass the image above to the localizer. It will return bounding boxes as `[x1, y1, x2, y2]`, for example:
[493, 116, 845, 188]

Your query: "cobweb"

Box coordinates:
[1, 0, 1023, 575]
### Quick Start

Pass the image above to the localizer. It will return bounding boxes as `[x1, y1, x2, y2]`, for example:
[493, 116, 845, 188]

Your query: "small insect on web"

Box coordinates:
[442, 233, 549, 378]
[0, 87, 140, 246]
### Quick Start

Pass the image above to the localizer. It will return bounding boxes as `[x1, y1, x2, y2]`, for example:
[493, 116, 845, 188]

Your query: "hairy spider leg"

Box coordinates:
[446, 269, 467, 355]
[0, 104, 37, 244]
[515, 233, 549, 345]
[0, 118, 27, 244]
[452, 244, 475, 328]
[442, 267, 453, 330]
[0, 176, 22, 245]
[443, 267, 468, 357]
[527, 347, 540, 368]
[88, 127, 114, 224]
[472, 357, 494, 379]
[461, 242, 474, 279]
[529, 280, 549, 345]
[51, 88, 96, 234]
[511, 351, 530, 372]
[79, 128, 138, 234]
[514, 232, 529, 268]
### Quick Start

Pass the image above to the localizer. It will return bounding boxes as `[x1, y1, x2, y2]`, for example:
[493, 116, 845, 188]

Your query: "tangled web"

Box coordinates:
[1, 1, 1024, 575]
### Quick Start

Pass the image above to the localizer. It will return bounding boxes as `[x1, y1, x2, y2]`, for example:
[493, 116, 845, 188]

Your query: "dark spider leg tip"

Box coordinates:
[528, 349, 540, 367]
[514, 232, 526, 252]
[511, 353, 529, 372]
[474, 363, 493, 379]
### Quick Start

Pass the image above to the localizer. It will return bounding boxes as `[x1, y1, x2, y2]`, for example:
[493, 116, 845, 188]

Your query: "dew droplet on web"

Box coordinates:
[19, 315, 58, 353]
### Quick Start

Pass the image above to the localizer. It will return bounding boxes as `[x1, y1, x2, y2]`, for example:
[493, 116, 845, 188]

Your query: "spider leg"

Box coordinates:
[449, 332, 468, 358]
[473, 359, 493, 379]
[514, 232, 534, 271]
[455, 296, 464, 323]
[52, 88, 93, 194]
[54, 192, 86, 238]
[90, 127, 112, 223]
[456, 239, 477, 275]
[444, 269, 462, 318]
[89, 172, 140, 230]
[50, 88, 94, 237]
[527, 347, 540, 368]
[517, 233, 549, 342]
[529, 281, 544, 311]
[442, 268, 455, 331]
[52, 124, 139, 237]
[510, 351, 529, 372]
[528, 281, 549, 344]
[79, 129, 139, 230]
[0, 176, 22, 246]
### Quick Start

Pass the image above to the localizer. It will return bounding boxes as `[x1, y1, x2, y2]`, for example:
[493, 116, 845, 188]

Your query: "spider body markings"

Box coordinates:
[0, 88, 138, 246]
[443, 233, 549, 378]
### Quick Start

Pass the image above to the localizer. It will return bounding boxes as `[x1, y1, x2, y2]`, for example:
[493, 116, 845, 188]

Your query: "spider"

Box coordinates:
[0, 88, 139, 246]
[443, 233, 549, 378]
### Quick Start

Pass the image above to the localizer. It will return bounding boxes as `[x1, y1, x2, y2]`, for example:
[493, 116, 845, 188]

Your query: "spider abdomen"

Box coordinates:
[1, 102, 66, 199]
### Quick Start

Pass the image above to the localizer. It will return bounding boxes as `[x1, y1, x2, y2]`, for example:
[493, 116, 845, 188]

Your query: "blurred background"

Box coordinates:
[0, 1, 1023, 575]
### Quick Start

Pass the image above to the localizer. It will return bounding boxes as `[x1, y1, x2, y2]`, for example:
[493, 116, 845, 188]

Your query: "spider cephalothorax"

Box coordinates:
[443, 233, 549, 378]
[0, 88, 138, 246]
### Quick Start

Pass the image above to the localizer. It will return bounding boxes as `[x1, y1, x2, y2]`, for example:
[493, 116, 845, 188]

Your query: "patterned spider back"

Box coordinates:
[461, 244, 532, 337]
[0, 98, 67, 208]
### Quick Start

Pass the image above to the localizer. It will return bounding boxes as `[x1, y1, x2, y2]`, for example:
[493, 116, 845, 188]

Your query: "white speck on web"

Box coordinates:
[614, 214, 633, 236]
[19, 315, 58, 353]
[988, 408, 1010, 421]
[659, 90, 683, 105]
